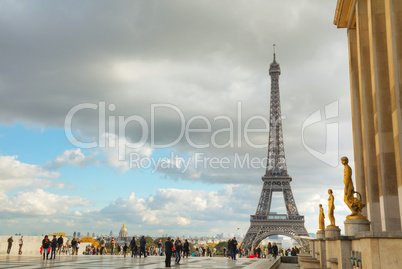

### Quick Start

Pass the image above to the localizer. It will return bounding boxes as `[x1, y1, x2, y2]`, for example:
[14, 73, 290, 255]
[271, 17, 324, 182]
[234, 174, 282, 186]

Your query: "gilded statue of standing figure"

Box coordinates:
[327, 189, 337, 227]
[319, 204, 325, 230]
[341, 157, 366, 218]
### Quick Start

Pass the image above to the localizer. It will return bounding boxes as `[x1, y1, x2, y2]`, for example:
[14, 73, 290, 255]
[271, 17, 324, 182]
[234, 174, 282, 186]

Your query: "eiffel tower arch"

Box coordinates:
[241, 47, 309, 250]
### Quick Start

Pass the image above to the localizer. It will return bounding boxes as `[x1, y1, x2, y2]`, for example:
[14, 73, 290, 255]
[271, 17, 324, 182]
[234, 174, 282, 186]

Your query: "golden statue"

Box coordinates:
[319, 204, 325, 230]
[341, 157, 366, 219]
[327, 189, 337, 228]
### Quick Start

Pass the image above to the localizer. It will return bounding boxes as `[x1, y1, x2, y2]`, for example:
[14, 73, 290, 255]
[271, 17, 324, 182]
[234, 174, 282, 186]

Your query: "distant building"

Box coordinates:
[119, 223, 128, 241]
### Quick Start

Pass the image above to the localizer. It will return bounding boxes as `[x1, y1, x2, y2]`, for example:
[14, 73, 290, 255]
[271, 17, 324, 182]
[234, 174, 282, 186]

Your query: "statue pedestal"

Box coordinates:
[316, 230, 325, 239]
[325, 226, 341, 239]
[344, 218, 370, 236]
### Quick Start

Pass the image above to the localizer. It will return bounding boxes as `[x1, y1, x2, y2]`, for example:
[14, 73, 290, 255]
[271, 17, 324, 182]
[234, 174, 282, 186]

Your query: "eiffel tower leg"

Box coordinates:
[282, 183, 299, 215]
[241, 228, 257, 252]
[256, 188, 272, 215]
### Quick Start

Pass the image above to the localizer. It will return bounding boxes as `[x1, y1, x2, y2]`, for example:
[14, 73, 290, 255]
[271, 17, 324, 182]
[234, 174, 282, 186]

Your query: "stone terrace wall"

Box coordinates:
[0, 236, 89, 256]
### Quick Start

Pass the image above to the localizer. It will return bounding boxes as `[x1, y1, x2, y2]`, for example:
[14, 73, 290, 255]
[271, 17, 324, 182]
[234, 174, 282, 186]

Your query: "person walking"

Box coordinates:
[227, 239, 232, 258]
[65, 239, 71, 255]
[139, 236, 146, 258]
[18, 236, 23, 255]
[42, 235, 50, 260]
[231, 237, 238, 260]
[183, 239, 189, 258]
[174, 238, 182, 265]
[272, 243, 278, 259]
[157, 239, 163, 256]
[57, 235, 64, 255]
[110, 238, 115, 255]
[100, 237, 105, 255]
[50, 235, 57, 259]
[123, 243, 128, 258]
[71, 238, 76, 255]
[129, 237, 136, 257]
[7, 236, 13, 254]
[267, 242, 273, 261]
[165, 237, 173, 267]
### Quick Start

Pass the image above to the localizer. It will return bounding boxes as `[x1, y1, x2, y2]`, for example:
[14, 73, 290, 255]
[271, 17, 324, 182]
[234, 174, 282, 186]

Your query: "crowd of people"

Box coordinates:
[5, 234, 300, 267]
[40, 235, 82, 259]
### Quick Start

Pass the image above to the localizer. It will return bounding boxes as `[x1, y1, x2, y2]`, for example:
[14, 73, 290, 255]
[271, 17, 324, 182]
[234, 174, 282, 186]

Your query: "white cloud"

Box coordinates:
[0, 188, 89, 217]
[0, 155, 58, 179]
[0, 155, 60, 192]
[97, 185, 255, 233]
[46, 148, 97, 170]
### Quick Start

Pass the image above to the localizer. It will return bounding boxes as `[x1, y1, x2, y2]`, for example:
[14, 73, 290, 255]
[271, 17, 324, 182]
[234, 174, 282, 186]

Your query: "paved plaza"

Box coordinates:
[0, 255, 277, 269]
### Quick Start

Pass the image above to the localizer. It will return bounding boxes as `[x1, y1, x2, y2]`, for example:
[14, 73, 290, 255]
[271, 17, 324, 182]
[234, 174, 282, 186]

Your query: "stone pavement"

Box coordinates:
[0, 255, 277, 269]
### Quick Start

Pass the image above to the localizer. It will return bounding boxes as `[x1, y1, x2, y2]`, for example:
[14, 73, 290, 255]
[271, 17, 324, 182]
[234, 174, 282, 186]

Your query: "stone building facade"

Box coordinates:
[334, 0, 402, 232]
[299, 1, 402, 268]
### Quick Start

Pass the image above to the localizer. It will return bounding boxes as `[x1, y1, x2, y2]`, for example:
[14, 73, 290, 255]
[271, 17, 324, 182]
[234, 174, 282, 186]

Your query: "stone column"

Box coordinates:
[385, 0, 402, 229]
[348, 27, 367, 216]
[336, 239, 353, 269]
[356, 0, 382, 231]
[368, 0, 401, 231]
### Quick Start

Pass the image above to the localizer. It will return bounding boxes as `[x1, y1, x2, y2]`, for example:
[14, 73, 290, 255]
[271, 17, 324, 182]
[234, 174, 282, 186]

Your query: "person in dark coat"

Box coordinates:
[164, 237, 173, 267]
[272, 242, 278, 259]
[42, 235, 50, 260]
[57, 235, 63, 254]
[50, 235, 57, 259]
[123, 243, 129, 258]
[174, 238, 182, 265]
[129, 237, 136, 257]
[139, 236, 146, 258]
[7, 236, 13, 254]
[267, 242, 273, 261]
[71, 238, 77, 255]
[183, 239, 190, 258]
[231, 237, 238, 260]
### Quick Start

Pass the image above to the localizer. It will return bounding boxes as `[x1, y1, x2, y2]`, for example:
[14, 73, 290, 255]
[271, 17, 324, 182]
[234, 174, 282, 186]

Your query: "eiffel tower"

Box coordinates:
[241, 47, 309, 250]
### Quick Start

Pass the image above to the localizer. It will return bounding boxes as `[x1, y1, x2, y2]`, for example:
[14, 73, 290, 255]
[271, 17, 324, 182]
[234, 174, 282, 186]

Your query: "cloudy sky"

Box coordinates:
[0, 0, 355, 238]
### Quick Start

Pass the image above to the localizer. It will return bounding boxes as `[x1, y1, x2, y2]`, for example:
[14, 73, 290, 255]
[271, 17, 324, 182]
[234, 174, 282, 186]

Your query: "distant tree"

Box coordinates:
[145, 236, 155, 246]
[214, 241, 228, 255]
[80, 237, 99, 247]
[154, 237, 169, 245]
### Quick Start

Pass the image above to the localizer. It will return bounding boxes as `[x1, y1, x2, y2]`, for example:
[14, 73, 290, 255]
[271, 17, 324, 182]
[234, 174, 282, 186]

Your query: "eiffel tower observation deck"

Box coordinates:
[241, 47, 309, 250]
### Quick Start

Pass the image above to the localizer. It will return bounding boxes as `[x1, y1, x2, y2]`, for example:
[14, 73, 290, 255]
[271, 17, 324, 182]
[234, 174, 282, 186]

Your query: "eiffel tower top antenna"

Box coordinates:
[266, 45, 287, 176]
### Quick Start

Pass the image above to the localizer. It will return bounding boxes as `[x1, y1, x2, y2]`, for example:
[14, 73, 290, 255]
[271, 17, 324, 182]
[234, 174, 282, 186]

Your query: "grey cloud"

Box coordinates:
[0, 0, 353, 233]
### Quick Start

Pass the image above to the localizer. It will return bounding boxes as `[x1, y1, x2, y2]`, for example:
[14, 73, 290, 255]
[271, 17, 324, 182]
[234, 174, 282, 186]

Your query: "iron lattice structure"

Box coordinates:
[241, 53, 309, 250]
